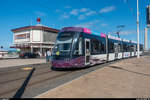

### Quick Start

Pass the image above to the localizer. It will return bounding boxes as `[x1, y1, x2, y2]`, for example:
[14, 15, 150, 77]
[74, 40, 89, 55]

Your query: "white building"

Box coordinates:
[0, 51, 8, 58]
[11, 25, 59, 56]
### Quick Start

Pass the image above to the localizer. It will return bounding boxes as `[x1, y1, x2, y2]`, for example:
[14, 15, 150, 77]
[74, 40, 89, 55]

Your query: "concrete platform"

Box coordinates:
[36, 56, 150, 98]
[0, 58, 46, 68]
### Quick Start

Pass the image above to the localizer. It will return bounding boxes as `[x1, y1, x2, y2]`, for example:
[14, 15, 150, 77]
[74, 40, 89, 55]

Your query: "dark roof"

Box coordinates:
[11, 25, 59, 33]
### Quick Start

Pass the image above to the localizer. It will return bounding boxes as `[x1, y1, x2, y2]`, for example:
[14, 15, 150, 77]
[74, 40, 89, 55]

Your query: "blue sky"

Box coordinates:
[0, 0, 149, 50]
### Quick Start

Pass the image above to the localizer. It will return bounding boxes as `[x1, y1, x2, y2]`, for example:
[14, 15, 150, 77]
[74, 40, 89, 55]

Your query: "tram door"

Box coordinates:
[85, 39, 90, 65]
[114, 43, 119, 59]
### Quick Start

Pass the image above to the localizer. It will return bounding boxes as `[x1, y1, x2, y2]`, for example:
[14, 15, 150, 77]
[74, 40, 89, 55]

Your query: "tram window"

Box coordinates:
[119, 43, 123, 52]
[123, 43, 130, 52]
[140, 45, 143, 51]
[91, 39, 100, 54]
[73, 37, 83, 55]
[118, 43, 121, 52]
[108, 40, 114, 53]
[130, 45, 134, 52]
[132, 45, 135, 52]
[78, 38, 82, 54]
[91, 39, 106, 54]
[123, 43, 127, 52]
[127, 44, 130, 52]
[100, 42, 105, 54]
[93, 39, 100, 54]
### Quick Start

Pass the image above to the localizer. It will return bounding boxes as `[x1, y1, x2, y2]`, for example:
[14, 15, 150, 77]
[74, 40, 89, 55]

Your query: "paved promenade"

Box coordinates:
[0, 58, 46, 68]
[36, 56, 150, 98]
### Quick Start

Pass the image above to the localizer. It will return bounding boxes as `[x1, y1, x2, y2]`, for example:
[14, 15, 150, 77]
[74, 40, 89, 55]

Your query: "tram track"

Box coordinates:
[0, 69, 74, 97]
[0, 70, 53, 85]
[0, 56, 140, 98]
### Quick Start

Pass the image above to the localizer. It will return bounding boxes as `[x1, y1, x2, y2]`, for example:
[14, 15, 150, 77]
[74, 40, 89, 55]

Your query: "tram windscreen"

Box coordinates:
[52, 31, 75, 56]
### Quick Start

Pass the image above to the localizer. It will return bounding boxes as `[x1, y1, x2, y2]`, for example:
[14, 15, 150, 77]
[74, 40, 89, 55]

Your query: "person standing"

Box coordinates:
[49, 48, 52, 61]
[46, 49, 51, 62]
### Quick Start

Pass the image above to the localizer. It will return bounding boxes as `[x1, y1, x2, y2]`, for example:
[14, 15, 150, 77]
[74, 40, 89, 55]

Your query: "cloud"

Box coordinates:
[70, 9, 79, 15]
[65, 6, 71, 9]
[78, 15, 86, 20]
[99, 6, 116, 13]
[85, 11, 97, 16]
[58, 13, 70, 20]
[123, 0, 128, 3]
[55, 9, 61, 13]
[77, 8, 97, 20]
[101, 23, 108, 27]
[80, 8, 89, 12]
[75, 20, 100, 28]
[62, 14, 70, 19]
[56, 8, 98, 21]
[34, 11, 46, 17]
[120, 30, 136, 35]
[78, 10, 97, 20]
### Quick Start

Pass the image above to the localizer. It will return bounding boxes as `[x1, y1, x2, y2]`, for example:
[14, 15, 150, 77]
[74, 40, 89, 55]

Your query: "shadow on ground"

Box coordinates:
[13, 68, 35, 98]
[109, 65, 150, 77]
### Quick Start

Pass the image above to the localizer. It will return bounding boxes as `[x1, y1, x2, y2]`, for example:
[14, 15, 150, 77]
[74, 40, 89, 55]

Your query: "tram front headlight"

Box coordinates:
[56, 51, 60, 56]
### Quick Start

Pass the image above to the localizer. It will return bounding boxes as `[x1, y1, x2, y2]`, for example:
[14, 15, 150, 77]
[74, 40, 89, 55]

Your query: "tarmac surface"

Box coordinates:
[36, 55, 150, 98]
[0, 58, 46, 68]
[0, 57, 111, 98]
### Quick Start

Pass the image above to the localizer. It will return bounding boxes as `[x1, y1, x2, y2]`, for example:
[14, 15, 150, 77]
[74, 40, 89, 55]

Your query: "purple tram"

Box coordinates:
[51, 27, 143, 69]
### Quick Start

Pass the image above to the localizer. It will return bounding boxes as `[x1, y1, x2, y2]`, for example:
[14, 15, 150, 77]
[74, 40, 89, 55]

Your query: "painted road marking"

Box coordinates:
[22, 67, 33, 71]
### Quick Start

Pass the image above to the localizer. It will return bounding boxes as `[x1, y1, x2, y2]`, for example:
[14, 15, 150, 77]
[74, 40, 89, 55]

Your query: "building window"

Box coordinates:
[15, 33, 30, 39]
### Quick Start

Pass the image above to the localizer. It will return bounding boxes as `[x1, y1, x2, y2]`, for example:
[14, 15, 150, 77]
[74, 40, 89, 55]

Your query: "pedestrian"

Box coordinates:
[46, 49, 51, 63]
[49, 48, 52, 60]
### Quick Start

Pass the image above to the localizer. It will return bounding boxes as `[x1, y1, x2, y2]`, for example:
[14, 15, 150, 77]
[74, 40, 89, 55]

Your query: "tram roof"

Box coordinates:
[108, 35, 121, 41]
[123, 39, 130, 42]
[60, 27, 107, 38]
[60, 27, 139, 43]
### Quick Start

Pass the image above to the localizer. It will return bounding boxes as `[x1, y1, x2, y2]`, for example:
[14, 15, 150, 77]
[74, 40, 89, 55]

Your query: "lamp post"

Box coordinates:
[137, 0, 140, 58]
